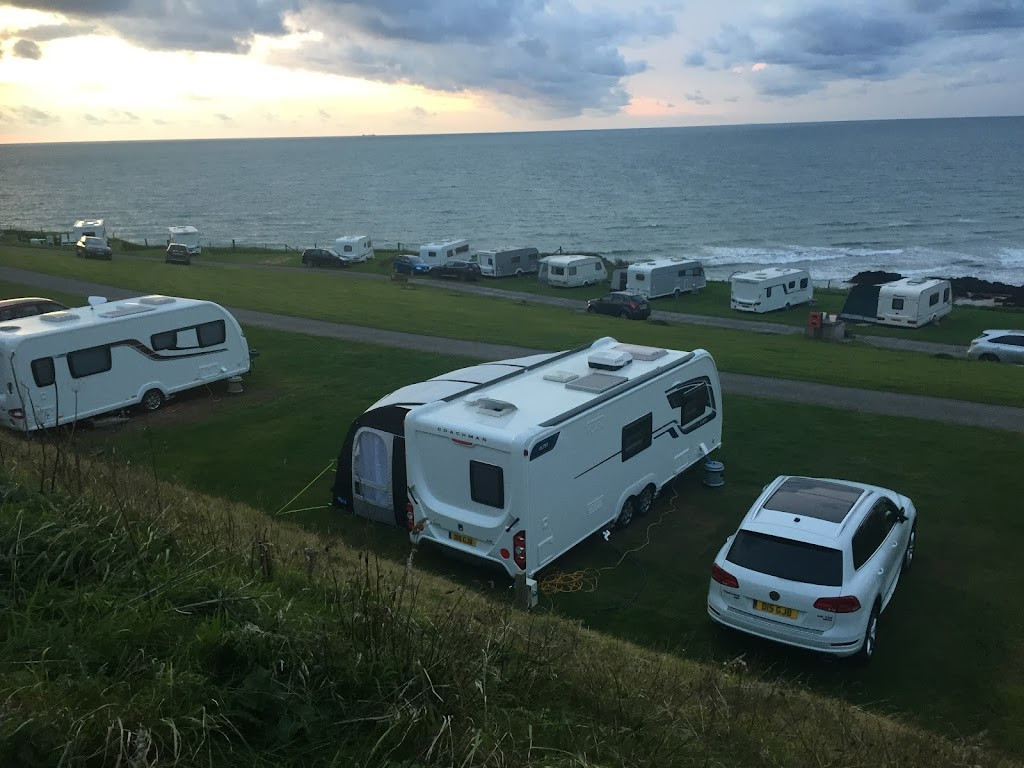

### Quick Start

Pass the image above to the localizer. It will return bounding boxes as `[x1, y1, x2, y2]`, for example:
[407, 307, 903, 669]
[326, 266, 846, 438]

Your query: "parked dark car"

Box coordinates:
[75, 235, 112, 260]
[301, 248, 350, 268]
[393, 254, 432, 275]
[165, 243, 192, 265]
[586, 290, 652, 320]
[437, 260, 481, 281]
[0, 297, 69, 321]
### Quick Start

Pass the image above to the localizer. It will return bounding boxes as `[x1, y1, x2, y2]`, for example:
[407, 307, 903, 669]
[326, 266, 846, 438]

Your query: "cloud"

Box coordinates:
[214, 112, 233, 121]
[684, 90, 709, 105]
[411, 105, 434, 119]
[6, 22, 95, 41]
[317, 108, 331, 119]
[0, 105, 60, 124]
[11, 39, 41, 58]
[688, 1, 1024, 98]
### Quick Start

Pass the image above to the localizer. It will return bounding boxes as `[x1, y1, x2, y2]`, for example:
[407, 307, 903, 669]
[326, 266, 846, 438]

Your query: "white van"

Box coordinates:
[419, 239, 470, 271]
[730, 267, 813, 312]
[477, 247, 540, 278]
[626, 258, 706, 299]
[405, 337, 723, 580]
[71, 219, 107, 244]
[0, 295, 250, 431]
[167, 225, 202, 255]
[840, 277, 952, 327]
[334, 235, 374, 263]
[537, 254, 607, 288]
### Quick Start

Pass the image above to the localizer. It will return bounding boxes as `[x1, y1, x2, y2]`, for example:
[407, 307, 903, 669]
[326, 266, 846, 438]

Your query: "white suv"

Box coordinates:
[707, 476, 917, 661]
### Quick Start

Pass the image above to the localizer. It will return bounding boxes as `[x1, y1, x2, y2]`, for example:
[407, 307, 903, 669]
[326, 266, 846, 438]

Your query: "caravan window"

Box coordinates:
[67, 345, 112, 378]
[456, 244, 469, 255]
[621, 412, 653, 461]
[766, 286, 773, 298]
[428, 251, 437, 258]
[943, 287, 950, 303]
[788, 281, 796, 289]
[511, 255, 521, 263]
[892, 298, 905, 310]
[551, 266, 565, 275]
[470, 460, 504, 508]
[568, 267, 578, 276]
[344, 245, 353, 252]
[929, 292, 939, 307]
[667, 378, 717, 433]
[31, 357, 55, 387]
[151, 330, 176, 351]
[595, 263, 603, 271]
[197, 320, 226, 347]
[800, 278, 808, 289]
[151, 320, 226, 351]
[635, 273, 646, 281]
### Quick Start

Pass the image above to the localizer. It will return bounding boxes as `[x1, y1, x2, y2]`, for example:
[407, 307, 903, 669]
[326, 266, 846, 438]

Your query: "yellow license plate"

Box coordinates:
[753, 600, 798, 620]
[449, 531, 476, 546]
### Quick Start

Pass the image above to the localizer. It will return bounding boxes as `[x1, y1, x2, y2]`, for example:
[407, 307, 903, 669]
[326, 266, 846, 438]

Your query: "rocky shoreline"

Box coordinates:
[850, 271, 1023, 307]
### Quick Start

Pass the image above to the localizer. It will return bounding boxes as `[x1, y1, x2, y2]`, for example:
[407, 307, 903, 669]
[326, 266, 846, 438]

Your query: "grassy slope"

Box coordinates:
[1, 250, 1022, 408]
[0, 437, 1016, 768]
[51, 325, 1024, 755]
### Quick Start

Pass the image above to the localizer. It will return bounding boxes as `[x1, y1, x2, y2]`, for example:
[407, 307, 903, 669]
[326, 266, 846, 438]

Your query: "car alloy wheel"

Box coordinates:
[856, 605, 879, 662]
[902, 522, 916, 571]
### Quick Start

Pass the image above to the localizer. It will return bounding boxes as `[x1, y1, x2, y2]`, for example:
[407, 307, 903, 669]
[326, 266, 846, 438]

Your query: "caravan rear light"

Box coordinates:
[405, 501, 415, 531]
[7, 408, 24, 420]
[512, 530, 526, 570]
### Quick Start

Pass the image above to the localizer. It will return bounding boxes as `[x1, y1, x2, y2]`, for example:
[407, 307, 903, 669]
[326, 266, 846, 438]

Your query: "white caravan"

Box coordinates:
[0, 295, 250, 432]
[72, 219, 107, 243]
[537, 254, 607, 287]
[405, 337, 723, 579]
[333, 352, 556, 526]
[627, 258, 707, 299]
[840, 277, 952, 327]
[167, 225, 202, 255]
[419, 239, 471, 271]
[730, 267, 813, 312]
[478, 247, 540, 278]
[334, 235, 374, 263]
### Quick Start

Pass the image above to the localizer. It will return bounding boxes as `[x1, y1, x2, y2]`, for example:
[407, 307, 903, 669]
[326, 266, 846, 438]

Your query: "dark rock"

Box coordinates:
[849, 270, 903, 285]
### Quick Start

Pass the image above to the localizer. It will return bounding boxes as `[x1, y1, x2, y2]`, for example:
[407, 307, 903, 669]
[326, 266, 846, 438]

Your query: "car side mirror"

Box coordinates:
[896, 508, 908, 524]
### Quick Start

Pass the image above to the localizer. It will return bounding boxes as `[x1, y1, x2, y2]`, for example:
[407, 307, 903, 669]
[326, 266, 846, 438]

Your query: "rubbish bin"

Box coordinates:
[703, 459, 725, 488]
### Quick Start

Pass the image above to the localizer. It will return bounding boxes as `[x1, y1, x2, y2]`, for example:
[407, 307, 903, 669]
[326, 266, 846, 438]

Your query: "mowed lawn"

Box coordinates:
[64, 324, 1024, 756]
[1, 248, 1022, 408]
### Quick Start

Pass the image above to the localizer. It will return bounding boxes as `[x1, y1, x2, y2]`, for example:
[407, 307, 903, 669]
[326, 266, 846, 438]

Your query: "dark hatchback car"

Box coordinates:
[437, 260, 481, 281]
[165, 243, 192, 265]
[587, 290, 652, 320]
[393, 254, 432, 275]
[0, 297, 69, 322]
[75, 235, 112, 260]
[301, 248, 350, 268]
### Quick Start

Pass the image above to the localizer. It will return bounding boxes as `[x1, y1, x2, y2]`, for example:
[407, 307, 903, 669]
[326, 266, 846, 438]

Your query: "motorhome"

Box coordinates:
[730, 267, 812, 312]
[333, 352, 556, 526]
[419, 239, 471, 271]
[167, 225, 202, 255]
[840, 277, 952, 327]
[405, 337, 723, 580]
[0, 295, 250, 432]
[71, 219, 107, 244]
[334, 235, 374, 263]
[537, 254, 607, 288]
[477, 247, 540, 278]
[626, 258, 706, 299]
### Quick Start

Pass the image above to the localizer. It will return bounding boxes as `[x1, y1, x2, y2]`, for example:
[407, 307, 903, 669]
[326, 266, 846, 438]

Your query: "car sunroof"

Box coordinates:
[762, 477, 864, 523]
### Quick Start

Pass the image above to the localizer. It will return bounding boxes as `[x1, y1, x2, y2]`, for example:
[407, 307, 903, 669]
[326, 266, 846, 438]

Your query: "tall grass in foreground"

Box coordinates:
[0, 434, 1013, 767]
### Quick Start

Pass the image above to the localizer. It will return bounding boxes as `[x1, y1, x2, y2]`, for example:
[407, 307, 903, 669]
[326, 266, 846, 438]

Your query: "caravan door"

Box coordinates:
[351, 427, 406, 526]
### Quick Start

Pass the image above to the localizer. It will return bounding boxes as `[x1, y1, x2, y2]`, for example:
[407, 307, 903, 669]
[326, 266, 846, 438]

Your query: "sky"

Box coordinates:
[0, 0, 1022, 143]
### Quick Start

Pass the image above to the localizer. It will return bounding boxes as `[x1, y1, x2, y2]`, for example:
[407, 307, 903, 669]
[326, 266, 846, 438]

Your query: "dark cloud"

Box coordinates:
[684, 90, 709, 105]
[8, 22, 95, 41]
[12, 39, 42, 58]
[0, 105, 60, 124]
[688, 1, 1024, 98]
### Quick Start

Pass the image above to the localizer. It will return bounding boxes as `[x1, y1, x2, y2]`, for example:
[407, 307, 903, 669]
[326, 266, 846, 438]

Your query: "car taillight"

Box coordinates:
[629, 302, 637, 309]
[405, 501, 415, 531]
[513, 530, 526, 570]
[813, 595, 861, 613]
[7, 408, 24, 420]
[711, 563, 738, 588]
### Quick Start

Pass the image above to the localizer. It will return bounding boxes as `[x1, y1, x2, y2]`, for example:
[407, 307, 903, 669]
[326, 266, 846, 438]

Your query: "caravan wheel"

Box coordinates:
[673, 288, 681, 298]
[140, 389, 164, 412]
[616, 496, 636, 528]
[637, 485, 656, 516]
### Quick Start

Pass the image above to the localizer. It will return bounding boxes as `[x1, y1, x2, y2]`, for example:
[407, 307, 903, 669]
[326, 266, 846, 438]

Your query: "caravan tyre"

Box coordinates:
[637, 485, 656, 516]
[673, 288, 681, 298]
[140, 389, 164, 412]
[616, 496, 636, 528]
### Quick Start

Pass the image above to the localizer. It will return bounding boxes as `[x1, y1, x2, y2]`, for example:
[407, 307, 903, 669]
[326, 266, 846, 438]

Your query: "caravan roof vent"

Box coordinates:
[472, 398, 517, 417]
[139, 296, 176, 305]
[40, 312, 80, 324]
[543, 370, 580, 383]
[613, 344, 667, 362]
[565, 372, 628, 394]
[588, 349, 633, 370]
[100, 303, 157, 318]
[0, 326, 20, 333]
[905, 278, 927, 285]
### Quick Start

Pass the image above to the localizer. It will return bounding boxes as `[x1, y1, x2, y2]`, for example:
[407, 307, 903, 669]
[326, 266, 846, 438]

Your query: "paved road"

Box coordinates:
[2, 264, 1022, 433]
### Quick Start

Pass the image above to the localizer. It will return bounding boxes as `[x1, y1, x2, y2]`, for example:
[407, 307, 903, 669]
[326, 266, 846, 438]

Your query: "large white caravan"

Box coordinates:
[626, 258, 706, 299]
[167, 225, 202, 255]
[419, 239, 470, 271]
[840, 277, 952, 327]
[333, 352, 556, 526]
[334, 235, 374, 263]
[478, 247, 540, 278]
[537, 254, 607, 287]
[405, 337, 723, 579]
[730, 267, 812, 312]
[72, 219, 107, 243]
[0, 295, 250, 432]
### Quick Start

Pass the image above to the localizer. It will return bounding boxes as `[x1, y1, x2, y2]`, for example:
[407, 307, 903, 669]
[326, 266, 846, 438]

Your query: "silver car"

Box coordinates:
[967, 329, 1024, 364]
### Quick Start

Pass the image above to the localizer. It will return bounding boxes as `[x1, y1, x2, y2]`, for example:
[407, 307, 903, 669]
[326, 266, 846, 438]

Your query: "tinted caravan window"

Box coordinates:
[68, 345, 112, 378]
[470, 460, 504, 508]
[621, 412, 653, 461]
[197, 320, 226, 347]
[31, 357, 55, 387]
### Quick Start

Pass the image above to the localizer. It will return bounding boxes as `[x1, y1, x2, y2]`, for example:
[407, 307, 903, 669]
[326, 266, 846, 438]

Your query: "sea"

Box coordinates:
[1, 117, 1022, 285]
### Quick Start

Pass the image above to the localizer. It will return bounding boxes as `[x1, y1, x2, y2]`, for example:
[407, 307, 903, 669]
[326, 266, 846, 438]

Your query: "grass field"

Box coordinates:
[50, 323, 1024, 756]
[1, 249, 1022, 408]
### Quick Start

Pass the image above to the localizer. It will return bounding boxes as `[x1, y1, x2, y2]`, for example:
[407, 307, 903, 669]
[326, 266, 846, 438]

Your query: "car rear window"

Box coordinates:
[726, 530, 843, 586]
